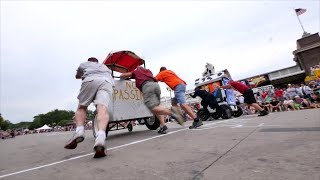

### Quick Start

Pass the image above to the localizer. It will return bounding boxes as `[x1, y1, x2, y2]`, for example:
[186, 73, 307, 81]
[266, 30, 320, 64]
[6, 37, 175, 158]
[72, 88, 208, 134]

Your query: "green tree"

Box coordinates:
[28, 110, 74, 130]
[86, 110, 95, 120]
[0, 114, 12, 130]
[10, 122, 32, 129]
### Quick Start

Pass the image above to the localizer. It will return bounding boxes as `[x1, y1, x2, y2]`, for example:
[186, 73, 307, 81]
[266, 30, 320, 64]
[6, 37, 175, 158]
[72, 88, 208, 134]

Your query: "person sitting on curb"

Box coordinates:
[293, 95, 310, 109]
[309, 93, 320, 108]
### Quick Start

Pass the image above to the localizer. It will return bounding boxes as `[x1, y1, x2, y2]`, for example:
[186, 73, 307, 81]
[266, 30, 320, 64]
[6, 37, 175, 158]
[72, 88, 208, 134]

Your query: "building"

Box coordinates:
[239, 32, 320, 87]
[293, 32, 320, 76]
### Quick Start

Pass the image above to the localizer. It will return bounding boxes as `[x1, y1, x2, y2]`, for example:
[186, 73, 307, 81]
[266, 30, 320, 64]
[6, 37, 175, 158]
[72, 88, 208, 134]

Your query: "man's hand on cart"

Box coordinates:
[120, 72, 132, 80]
[220, 84, 232, 89]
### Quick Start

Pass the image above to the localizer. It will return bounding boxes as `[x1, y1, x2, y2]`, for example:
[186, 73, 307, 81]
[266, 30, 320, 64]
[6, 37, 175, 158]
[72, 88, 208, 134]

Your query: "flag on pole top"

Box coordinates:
[295, 8, 307, 16]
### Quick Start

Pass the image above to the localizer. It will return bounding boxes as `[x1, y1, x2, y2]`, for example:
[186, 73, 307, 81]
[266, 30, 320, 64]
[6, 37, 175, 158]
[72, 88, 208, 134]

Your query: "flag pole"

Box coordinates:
[294, 9, 306, 34]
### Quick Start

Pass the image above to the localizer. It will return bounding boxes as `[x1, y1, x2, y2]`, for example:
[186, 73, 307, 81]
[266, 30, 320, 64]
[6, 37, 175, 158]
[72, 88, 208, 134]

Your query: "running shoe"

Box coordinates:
[258, 110, 269, 116]
[158, 125, 168, 134]
[64, 131, 85, 149]
[93, 135, 106, 158]
[189, 119, 203, 129]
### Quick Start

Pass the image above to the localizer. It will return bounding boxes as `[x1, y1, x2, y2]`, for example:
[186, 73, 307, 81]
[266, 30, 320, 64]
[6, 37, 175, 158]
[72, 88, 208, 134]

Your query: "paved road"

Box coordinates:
[0, 109, 319, 180]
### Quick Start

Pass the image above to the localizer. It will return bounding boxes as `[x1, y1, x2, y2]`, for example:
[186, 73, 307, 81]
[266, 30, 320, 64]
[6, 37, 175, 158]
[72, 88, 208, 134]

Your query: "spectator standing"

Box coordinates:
[282, 96, 296, 111]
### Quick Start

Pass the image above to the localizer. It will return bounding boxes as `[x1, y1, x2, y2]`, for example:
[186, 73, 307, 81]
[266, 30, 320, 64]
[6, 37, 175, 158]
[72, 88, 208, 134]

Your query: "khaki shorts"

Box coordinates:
[77, 79, 114, 108]
[142, 82, 161, 110]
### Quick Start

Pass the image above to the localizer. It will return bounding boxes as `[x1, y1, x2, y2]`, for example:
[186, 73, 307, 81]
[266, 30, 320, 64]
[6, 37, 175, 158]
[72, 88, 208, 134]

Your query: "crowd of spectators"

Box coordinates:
[237, 79, 320, 114]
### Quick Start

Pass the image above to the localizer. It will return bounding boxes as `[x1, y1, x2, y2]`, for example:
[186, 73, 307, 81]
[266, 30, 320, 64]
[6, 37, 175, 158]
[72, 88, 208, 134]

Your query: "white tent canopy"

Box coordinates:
[36, 124, 52, 130]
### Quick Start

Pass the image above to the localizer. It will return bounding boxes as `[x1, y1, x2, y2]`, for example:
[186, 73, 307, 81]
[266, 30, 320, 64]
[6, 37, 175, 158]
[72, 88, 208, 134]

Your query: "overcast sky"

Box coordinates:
[1, 1, 319, 123]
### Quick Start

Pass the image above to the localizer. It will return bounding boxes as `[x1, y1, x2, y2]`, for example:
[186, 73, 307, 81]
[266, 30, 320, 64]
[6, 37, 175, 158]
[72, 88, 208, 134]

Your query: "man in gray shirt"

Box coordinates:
[64, 57, 114, 158]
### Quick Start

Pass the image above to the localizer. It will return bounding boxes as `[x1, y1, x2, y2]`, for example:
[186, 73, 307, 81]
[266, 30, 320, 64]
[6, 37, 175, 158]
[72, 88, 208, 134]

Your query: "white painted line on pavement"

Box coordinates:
[190, 125, 235, 131]
[0, 127, 191, 179]
[231, 125, 243, 128]
[0, 118, 258, 179]
[47, 134, 58, 136]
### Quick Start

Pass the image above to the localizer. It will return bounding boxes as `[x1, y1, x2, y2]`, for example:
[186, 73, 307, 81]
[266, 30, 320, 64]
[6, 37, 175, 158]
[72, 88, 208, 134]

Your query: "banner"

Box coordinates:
[112, 80, 153, 121]
[222, 78, 236, 106]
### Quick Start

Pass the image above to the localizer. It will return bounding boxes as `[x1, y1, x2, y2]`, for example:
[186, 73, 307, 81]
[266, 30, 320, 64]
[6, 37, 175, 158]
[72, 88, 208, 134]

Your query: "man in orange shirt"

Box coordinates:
[155, 67, 203, 129]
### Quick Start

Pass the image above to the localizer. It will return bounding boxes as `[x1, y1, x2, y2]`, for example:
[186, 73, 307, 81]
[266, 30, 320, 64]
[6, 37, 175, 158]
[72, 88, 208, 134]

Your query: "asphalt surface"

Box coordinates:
[0, 109, 319, 180]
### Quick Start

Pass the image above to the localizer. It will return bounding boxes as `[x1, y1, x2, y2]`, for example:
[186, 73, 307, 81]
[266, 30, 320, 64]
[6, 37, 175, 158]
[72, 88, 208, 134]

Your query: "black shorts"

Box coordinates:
[243, 89, 256, 104]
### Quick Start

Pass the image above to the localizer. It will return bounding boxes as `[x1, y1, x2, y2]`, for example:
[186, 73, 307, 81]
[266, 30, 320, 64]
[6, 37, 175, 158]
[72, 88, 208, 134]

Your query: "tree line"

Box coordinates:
[0, 109, 95, 130]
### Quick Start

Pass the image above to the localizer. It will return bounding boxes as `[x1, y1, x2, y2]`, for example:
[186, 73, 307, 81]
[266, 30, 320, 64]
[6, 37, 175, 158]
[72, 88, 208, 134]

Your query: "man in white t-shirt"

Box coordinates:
[64, 57, 114, 158]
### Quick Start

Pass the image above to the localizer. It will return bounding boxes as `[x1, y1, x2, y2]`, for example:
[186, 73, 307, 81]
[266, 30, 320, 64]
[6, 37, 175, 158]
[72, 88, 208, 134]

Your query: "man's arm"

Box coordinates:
[75, 69, 83, 79]
[220, 84, 232, 89]
[120, 72, 133, 79]
[190, 90, 199, 98]
[154, 72, 163, 82]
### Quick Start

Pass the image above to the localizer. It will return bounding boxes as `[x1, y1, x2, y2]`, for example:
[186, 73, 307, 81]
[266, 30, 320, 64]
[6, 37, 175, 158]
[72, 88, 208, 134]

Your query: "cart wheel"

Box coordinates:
[233, 105, 243, 117]
[211, 112, 220, 120]
[145, 115, 160, 130]
[197, 108, 210, 121]
[92, 116, 109, 138]
[127, 123, 133, 132]
[220, 105, 233, 119]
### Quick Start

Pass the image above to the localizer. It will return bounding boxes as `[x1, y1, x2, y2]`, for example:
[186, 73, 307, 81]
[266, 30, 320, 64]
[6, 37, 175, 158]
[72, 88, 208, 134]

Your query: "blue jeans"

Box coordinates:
[173, 84, 186, 104]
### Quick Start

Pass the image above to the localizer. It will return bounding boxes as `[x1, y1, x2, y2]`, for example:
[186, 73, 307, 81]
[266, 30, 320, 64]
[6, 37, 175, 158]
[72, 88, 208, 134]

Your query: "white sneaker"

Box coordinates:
[93, 135, 106, 158]
[64, 131, 85, 149]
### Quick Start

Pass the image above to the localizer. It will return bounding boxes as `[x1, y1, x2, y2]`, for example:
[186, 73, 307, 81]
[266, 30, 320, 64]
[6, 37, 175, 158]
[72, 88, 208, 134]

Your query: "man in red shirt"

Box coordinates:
[120, 66, 184, 134]
[221, 81, 268, 116]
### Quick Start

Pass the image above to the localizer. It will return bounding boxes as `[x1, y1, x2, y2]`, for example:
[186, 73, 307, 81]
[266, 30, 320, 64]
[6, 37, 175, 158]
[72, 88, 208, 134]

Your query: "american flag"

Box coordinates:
[295, 8, 306, 16]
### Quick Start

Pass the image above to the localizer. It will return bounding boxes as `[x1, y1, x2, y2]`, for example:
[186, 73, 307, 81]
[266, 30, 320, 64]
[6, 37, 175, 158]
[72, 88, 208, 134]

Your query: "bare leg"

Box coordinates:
[152, 106, 173, 116]
[180, 103, 197, 119]
[250, 103, 264, 112]
[96, 104, 109, 132]
[75, 105, 87, 126]
[64, 105, 87, 149]
[152, 105, 183, 126]
[93, 104, 109, 158]
[155, 114, 166, 127]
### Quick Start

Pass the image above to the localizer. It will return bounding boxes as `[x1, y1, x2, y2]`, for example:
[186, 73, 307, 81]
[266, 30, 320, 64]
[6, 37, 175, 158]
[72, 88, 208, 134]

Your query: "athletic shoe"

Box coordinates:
[93, 135, 106, 158]
[64, 131, 85, 149]
[158, 125, 168, 134]
[258, 110, 269, 116]
[189, 119, 203, 129]
[171, 107, 185, 126]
